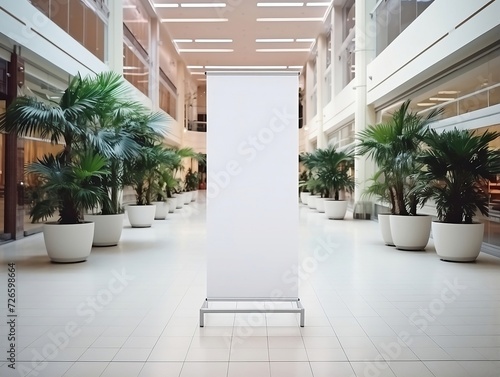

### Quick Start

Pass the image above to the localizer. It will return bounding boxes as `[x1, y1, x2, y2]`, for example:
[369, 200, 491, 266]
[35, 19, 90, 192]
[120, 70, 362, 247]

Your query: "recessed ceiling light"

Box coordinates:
[155, 3, 179, 8]
[205, 65, 288, 69]
[429, 97, 455, 101]
[173, 39, 193, 43]
[257, 17, 323, 21]
[417, 103, 436, 106]
[187, 65, 204, 69]
[257, 2, 304, 6]
[161, 18, 228, 22]
[256, 38, 294, 43]
[178, 48, 233, 52]
[179, 3, 225, 8]
[306, 2, 330, 6]
[123, 66, 140, 70]
[438, 90, 461, 94]
[288, 66, 303, 69]
[295, 38, 316, 42]
[190, 72, 205, 75]
[180, 2, 226, 7]
[194, 39, 233, 43]
[256, 48, 310, 52]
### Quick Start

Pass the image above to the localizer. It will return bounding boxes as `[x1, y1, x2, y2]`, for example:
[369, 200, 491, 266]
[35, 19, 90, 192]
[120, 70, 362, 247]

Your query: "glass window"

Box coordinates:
[123, 0, 149, 54]
[30, 0, 50, 16]
[325, 31, 332, 69]
[159, 82, 177, 119]
[50, 0, 69, 33]
[343, 0, 355, 40]
[387, 0, 401, 47]
[123, 42, 149, 96]
[69, 0, 84, 45]
[29, 0, 107, 62]
[375, 0, 434, 55]
[401, 0, 416, 32]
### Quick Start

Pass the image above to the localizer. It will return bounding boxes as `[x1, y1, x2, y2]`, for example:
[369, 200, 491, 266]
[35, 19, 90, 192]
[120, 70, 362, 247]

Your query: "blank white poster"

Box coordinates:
[206, 72, 299, 299]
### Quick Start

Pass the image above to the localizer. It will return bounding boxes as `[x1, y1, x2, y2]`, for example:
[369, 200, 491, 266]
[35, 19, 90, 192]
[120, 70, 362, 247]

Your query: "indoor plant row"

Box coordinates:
[300, 146, 355, 220]
[357, 100, 500, 262]
[0, 71, 200, 263]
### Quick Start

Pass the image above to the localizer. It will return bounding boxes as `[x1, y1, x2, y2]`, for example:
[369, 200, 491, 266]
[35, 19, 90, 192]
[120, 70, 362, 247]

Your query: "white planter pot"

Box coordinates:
[390, 215, 432, 251]
[127, 205, 156, 228]
[316, 197, 326, 213]
[378, 213, 394, 246]
[191, 190, 198, 202]
[300, 191, 311, 204]
[43, 222, 94, 263]
[432, 221, 484, 262]
[84, 214, 124, 247]
[307, 195, 321, 209]
[152, 201, 168, 220]
[174, 194, 184, 209]
[183, 191, 193, 204]
[324, 200, 348, 220]
[167, 197, 176, 213]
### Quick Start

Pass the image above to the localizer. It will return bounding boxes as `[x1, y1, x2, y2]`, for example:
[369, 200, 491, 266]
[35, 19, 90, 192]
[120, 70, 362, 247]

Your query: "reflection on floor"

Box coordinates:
[0, 193, 499, 377]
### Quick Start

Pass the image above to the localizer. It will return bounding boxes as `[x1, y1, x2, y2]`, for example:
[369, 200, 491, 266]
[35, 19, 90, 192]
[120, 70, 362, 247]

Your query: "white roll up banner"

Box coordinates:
[206, 72, 299, 300]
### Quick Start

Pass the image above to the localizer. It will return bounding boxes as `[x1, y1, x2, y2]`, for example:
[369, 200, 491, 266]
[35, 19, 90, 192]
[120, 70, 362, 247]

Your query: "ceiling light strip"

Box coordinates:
[257, 2, 304, 6]
[180, 2, 226, 7]
[256, 48, 311, 52]
[256, 17, 323, 21]
[161, 18, 228, 22]
[179, 49, 234, 52]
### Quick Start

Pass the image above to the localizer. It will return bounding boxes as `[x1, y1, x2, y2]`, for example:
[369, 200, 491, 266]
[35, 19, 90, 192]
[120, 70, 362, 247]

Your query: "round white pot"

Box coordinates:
[127, 205, 156, 228]
[390, 215, 432, 251]
[432, 221, 484, 262]
[183, 191, 193, 204]
[316, 197, 326, 213]
[84, 214, 124, 247]
[152, 201, 168, 220]
[307, 195, 321, 209]
[43, 222, 94, 263]
[324, 200, 348, 220]
[191, 190, 198, 202]
[167, 197, 176, 213]
[300, 191, 311, 205]
[378, 213, 394, 246]
[174, 194, 184, 209]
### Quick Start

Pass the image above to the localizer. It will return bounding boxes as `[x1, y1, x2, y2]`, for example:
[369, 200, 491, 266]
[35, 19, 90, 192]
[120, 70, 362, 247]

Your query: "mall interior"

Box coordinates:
[0, 1, 500, 376]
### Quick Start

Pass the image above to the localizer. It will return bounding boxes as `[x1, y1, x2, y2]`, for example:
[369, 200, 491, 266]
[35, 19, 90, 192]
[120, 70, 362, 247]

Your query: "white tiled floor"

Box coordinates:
[1, 193, 500, 376]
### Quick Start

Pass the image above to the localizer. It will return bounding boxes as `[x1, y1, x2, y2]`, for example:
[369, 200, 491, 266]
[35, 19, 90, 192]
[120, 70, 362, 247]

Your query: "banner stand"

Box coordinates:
[200, 298, 305, 327]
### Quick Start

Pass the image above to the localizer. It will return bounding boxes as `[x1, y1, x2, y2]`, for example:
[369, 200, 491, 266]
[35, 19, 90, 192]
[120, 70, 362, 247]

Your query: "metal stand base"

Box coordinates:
[200, 298, 305, 327]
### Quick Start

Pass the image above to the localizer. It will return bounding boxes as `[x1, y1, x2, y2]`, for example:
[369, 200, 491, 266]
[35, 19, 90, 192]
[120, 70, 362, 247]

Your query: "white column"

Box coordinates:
[353, 0, 376, 202]
[106, 0, 123, 73]
[177, 64, 186, 145]
[316, 35, 327, 149]
[149, 18, 160, 109]
[305, 60, 315, 153]
[331, 6, 343, 99]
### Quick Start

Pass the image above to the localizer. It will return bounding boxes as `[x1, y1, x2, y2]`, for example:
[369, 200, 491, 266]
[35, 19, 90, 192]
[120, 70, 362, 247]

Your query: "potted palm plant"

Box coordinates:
[0, 71, 123, 262]
[357, 100, 442, 250]
[416, 128, 500, 262]
[184, 168, 200, 202]
[83, 98, 154, 245]
[123, 122, 174, 227]
[303, 146, 355, 219]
